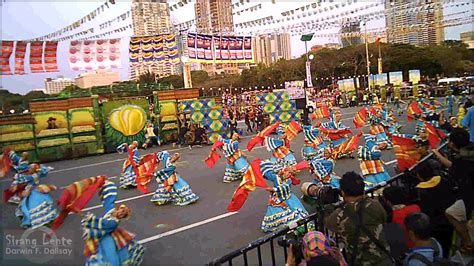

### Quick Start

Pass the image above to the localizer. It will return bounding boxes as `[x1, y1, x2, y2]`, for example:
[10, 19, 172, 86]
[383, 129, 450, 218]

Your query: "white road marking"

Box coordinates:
[82, 192, 154, 212]
[384, 159, 397, 165]
[137, 212, 238, 244]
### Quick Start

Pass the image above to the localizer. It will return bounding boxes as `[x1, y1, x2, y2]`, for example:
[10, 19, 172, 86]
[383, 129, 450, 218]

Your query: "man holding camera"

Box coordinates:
[325, 171, 392, 266]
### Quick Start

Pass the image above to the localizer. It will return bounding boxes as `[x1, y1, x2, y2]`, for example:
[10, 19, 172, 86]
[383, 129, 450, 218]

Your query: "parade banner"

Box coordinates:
[409, 69, 421, 84]
[95, 39, 121, 69]
[153, 35, 165, 62]
[141, 37, 154, 66]
[285, 81, 305, 99]
[69, 40, 83, 71]
[389, 71, 403, 86]
[129, 37, 141, 65]
[305, 61, 313, 87]
[81, 40, 96, 71]
[186, 33, 253, 63]
[0, 41, 14, 75]
[29, 41, 44, 73]
[14, 41, 27, 75]
[164, 34, 179, 64]
[375, 73, 388, 86]
[44, 41, 59, 72]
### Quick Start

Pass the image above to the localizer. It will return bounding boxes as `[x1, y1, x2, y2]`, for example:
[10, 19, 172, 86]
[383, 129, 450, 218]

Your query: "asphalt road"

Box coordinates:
[0, 105, 417, 266]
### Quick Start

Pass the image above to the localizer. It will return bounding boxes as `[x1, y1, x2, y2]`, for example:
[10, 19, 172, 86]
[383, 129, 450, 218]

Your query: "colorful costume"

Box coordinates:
[82, 181, 145, 265]
[358, 135, 390, 188]
[446, 94, 455, 117]
[8, 150, 30, 173]
[260, 160, 308, 233]
[320, 113, 350, 149]
[301, 125, 327, 161]
[220, 137, 250, 183]
[264, 136, 297, 166]
[14, 166, 58, 229]
[117, 143, 140, 188]
[150, 151, 199, 206]
[309, 153, 340, 189]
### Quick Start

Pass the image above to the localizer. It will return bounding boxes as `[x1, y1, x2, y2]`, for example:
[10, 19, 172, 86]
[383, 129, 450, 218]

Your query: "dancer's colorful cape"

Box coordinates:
[312, 104, 330, 120]
[407, 101, 423, 121]
[52, 175, 107, 231]
[424, 122, 447, 149]
[392, 135, 424, 171]
[353, 107, 368, 128]
[358, 135, 384, 176]
[332, 132, 363, 156]
[247, 122, 280, 151]
[284, 121, 303, 142]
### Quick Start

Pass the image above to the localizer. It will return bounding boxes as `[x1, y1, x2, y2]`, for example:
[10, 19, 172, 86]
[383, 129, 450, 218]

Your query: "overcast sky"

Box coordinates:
[0, 0, 471, 94]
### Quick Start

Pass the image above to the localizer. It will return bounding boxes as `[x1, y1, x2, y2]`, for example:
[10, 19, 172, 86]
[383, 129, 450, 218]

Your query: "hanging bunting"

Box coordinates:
[129, 37, 141, 65]
[44, 41, 59, 72]
[0, 41, 14, 75]
[29, 41, 44, 73]
[14, 41, 27, 75]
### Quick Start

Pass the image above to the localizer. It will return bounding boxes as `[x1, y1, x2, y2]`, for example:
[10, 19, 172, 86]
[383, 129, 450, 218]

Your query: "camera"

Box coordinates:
[301, 182, 341, 205]
[277, 231, 304, 264]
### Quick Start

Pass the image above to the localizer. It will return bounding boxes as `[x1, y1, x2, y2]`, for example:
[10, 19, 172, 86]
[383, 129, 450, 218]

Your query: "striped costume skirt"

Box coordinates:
[151, 176, 199, 206]
[85, 237, 145, 266]
[16, 189, 58, 229]
[261, 194, 308, 233]
[120, 165, 137, 188]
[223, 157, 249, 183]
[301, 143, 327, 161]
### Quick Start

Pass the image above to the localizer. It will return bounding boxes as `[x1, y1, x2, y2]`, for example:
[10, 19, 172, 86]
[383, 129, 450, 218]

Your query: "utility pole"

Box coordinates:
[364, 19, 371, 90]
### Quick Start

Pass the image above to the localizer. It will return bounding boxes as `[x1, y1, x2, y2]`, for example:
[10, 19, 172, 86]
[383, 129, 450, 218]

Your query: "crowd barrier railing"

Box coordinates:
[208, 142, 448, 266]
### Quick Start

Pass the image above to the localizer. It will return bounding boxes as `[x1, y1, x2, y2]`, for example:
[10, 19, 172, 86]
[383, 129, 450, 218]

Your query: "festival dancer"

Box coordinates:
[301, 124, 327, 161]
[5, 164, 58, 229]
[393, 96, 406, 116]
[264, 135, 297, 166]
[214, 133, 250, 183]
[150, 151, 199, 206]
[81, 180, 145, 265]
[368, 109, 393, 150]
[319, 108, 353, 158]
[358, 134, 391, 188]
[308, 147, 341, 189]
[2, 150, 32, 203]
[116, 141, 140, 189]
[445, 90, 455, 117]
[260, 160, 308, 233]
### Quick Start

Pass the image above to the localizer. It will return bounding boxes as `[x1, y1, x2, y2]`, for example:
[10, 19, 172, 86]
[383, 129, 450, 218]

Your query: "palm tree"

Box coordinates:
[138, 70, 156, 84]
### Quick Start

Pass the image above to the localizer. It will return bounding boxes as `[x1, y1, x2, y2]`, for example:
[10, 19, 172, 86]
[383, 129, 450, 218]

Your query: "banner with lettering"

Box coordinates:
[186, 33, 253, 63]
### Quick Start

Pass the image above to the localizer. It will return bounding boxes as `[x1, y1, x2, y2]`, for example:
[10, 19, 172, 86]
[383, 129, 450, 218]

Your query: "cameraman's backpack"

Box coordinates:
[406, 238, 460, 266]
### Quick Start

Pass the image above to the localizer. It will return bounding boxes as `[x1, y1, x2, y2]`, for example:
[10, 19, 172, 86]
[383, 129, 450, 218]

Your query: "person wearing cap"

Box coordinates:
[150, 151, 199, 206]
[47, 116, 58, 129]
[82, 180, 145, 265]
[264, 135, 297, 167]
[260, 160, 308, 233]
[301, 124, 327, 161]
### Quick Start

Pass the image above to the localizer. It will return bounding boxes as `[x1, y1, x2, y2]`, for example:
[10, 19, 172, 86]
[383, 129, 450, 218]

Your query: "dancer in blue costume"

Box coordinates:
[368, 109, 393, 150]
[82, 180, 145, 265]
[5, 150, 31, 204]
[116, 141, 140, 188]
[320, 108, 352, 156]
[301, 125, 327, 161]
[150, 151, 199, 206]
[308, 147, 341, 189]
[12, 164, 58, 229]
[221, 133, 250, 183]
[264, 136, 297, 166]
[260, 160, 308, 233]
[358, 134, 390, 188]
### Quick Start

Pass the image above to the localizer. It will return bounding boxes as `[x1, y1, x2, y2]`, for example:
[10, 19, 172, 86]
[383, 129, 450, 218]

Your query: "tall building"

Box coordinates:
[75, 70, 121, 89]
[131, 0, 180, 80]
[340, 20, 362, 48]
[252, 33, 291, 65]
[44, 77, 75, 95]
[195, 0, 234, 35]
[460, 31, 474, 49]
[132, 0, 172, 36]
[194, 0, 244, 75]
[385, 0, 444, 45]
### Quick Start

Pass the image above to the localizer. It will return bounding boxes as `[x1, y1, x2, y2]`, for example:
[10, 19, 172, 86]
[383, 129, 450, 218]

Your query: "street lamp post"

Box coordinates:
[363, 19, 371, 90]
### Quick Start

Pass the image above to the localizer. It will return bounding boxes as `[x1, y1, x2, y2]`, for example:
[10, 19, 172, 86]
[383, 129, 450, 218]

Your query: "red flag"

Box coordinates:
[285, 121, 302, 141]
[353, 107, 368, 128]
[407, 101, 422, 121]
[135, 153, 158, 194]
[392, 135, 422, 171]
[295, 160, 310, 171]
[227, 158, 267, 212]
[3, 183, 27, 203]
[311, 104, 330, 120]
[424, 123, 447, 149]
[333, 132, 362, 157]
[52, 176, 106, 231]
[204, 151, 221, 168]
[0, 148, 12, 178]
[247, 122, 280, 151]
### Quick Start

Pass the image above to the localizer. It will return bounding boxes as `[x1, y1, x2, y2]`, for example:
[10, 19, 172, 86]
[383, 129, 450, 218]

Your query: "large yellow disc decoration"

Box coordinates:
[108, 105, 146, 136]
